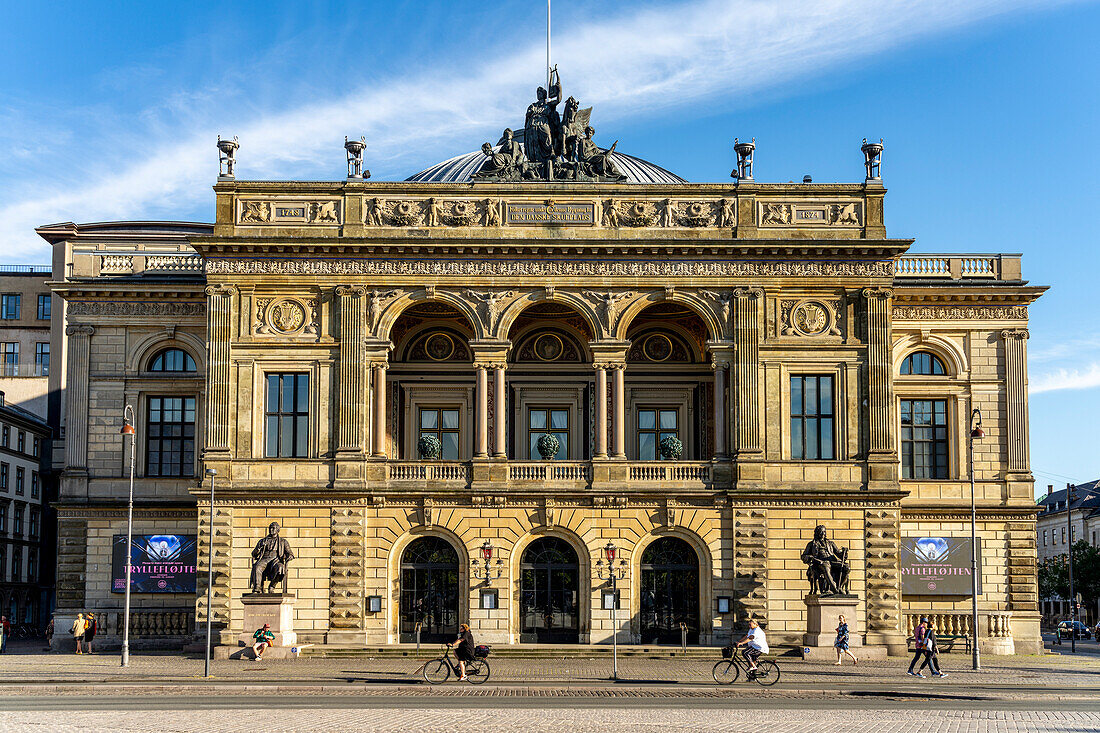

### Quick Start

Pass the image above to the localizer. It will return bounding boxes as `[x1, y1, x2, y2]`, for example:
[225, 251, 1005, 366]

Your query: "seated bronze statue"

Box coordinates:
[800, 524, 851, 596]
[250, 521, 295, 594]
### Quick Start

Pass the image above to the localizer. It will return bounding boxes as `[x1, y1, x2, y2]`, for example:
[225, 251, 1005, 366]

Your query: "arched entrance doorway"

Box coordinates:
[640, 536, 700, 644]
[520, 537, 580, 643]
[399, 537, 459, 643]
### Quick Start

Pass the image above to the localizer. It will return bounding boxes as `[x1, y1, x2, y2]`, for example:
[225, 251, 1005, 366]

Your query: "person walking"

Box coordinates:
[915, 619, 948, 678]
[45, 616, 55, 650]
[907, 617, 928, 676]
[251, 623, 275, 661]
[71, 613, 88, 654]
[83, 612, 97, 654]
[833, 614, 858, 665]
[0, 616, 6, 654]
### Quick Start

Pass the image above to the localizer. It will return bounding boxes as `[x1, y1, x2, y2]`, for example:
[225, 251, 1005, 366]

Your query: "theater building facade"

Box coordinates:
[40, 139, 1044, 654]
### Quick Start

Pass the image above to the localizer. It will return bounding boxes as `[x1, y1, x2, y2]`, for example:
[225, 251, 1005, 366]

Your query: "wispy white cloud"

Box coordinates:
[0, 0, 1079, 262]
[1031, 362, 1100, 394]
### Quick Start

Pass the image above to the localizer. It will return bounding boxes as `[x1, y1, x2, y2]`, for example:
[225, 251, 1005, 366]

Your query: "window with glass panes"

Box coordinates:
[16, 431, 23, 453]
[1, 343, 17, 376]
[0, 462, 7, 491]
[35, 342, 49, 376]
[29, 508, 38, 538]
[528, 407, 569, 459]
[900, 399, 949, 479]
[146, 397, 196, 476]
[637, 408, 679, 460]
[1, 294, 20, 319]
[37, 293, 50, 320]
[13, 505, 22, 535]
[11, 547, 20, 580]
[418, 408, 461, 460]
[1, 427, 7, 447]
[0, 504, 6, 531]
[0, 548, 5, 580]
[27, 549, 36, 581]
[15, 467, 23, 495]
[790, 375, 835, 460]
[30, 471, 38, 498]
[266, 374, 309, 458]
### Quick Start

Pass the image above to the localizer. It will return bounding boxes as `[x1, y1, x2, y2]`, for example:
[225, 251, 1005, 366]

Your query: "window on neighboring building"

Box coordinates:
[16, 431, 24, 453]
[13, 505, 23, 536]
[1, 427, 7, 447]
[11, 546, 20, 580]
[1071, 526, 1076, 542]
[528, 407, 569, 460]
[418, 407, 460, 460]
[637, 408, 679, 460]
[900, 399, 949, 479]
[36, 293, 50, 320]
[901, 351, 947, 376]
[29, 508, 38, 539]
[27, 548, 36, 582]
[15, 467, 23, 495]
[149, 348, 196, 372]
[31, 437, 39, 458]
[0, 547, 5, 580]
[265, 374, 309, 458]
[1, 294, 20, 320]
[1063, 527, 1067, 544]
[146, 396, 197, 477]
[791, 375, 835, 460]
[35, 342, 49, 376]
[0, 463, 7, 491]
[1, 343, 17, 376]
[30, 471, 38, 499]
[1042, 529, 1047, 546]
[0, 503, 6, 532]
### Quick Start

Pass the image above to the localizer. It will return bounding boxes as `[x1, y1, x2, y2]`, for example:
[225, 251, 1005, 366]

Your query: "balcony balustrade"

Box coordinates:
[380, 459, 719, 490]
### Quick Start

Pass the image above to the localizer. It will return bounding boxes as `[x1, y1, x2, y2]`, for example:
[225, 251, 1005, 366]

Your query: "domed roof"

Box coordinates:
[407, 144, 685, 184]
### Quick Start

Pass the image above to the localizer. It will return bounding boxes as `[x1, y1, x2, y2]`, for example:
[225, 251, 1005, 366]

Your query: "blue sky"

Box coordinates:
[1, 0, 1097, 491]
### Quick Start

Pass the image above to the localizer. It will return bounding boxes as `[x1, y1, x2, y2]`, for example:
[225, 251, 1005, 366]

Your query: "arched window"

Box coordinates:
[149, 348, 196, 372]
[901, 351, 946, 376]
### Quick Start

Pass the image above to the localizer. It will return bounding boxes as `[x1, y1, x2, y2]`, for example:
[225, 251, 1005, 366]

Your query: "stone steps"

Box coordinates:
[300, 644, 726, 659]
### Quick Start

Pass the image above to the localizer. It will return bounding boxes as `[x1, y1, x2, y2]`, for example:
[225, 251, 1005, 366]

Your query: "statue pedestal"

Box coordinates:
[238, 593, 297, 651]
[801, 594, 886, 660]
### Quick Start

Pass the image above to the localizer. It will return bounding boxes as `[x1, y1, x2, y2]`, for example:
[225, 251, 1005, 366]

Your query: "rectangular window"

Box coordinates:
[32, 437, 39, 458]
[35, 342, 49, 376]
[0, 547, 4, 580]
[15, 467, 23, 495]
[0, 463, 7, 491]
[1, 343, 17, 376]
[1042, 529, 1047, 546]
[637, 408, 679, 460]
[11, 546, 20, 580]
[418, 407, 461, 460]
[1, 427, 7, 447]
[1063, 527, 1067, 544]
[146, 396, 197, 477]
[13, 505, 23, 535]
[0, 504, 6, 532]
[16, 431, 24, 453]
[27, 549, 36, 581]
[36, 293, 50, 320]
[900, 399, 949, 479]
[265, 373, 309, 458]
[29, 508, 38, 538]
[1071, 526, 1076, 542]
[31, 471, 38, 499]
[790, 375, 835, 460]
[1, 294, 20, 320]
[528, 407, 569, 460]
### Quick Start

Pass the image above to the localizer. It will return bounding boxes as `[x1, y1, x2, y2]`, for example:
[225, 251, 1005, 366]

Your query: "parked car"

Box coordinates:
[1057, 621, 1092, 640]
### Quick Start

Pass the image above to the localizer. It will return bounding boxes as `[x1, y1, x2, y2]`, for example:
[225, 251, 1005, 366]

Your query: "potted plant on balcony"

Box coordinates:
[536, 433, 560, 460]
[417, 434, 441, 460]
[658, 435, 683, 460]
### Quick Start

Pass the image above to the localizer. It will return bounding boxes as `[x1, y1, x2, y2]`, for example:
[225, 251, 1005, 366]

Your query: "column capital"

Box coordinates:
[334, 285, 368, 298]
[732, 287, 765, 300]
[861, 286, 894, 301]
[589, 339, 630, 364]
[470, 339, 512, 366]
[595, 361, 626, 371]
[204, 283, 236, 298]
[472, 360, 506, 371]
[1000, 328, 1030, 341]
[65, 324, 94, 337]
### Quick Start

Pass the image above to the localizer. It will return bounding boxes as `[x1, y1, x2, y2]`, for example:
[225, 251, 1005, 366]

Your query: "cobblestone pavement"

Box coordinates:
[0, 705, 1096, 732]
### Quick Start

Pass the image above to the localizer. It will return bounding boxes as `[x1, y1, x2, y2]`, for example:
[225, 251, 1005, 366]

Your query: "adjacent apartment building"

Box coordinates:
[0, 265, 53, 420]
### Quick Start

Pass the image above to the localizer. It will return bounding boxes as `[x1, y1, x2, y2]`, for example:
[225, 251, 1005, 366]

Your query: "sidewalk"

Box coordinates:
[2, 639, 1098, 699]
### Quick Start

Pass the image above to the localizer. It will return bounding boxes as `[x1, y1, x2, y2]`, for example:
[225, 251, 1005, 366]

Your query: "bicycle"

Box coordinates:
[421, 643, 491, 685]
[712, 645, 781, 686]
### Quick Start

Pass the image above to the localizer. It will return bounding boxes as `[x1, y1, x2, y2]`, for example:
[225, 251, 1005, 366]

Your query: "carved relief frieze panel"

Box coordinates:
[758, 201, 863, 228]
[892, 305, 1028, 320]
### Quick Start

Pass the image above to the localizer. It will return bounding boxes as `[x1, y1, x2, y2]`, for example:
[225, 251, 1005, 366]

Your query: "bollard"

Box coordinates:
[681, 622, 687, 651]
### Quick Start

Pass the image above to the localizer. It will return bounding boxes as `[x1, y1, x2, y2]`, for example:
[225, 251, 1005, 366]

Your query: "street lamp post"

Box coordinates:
[968, 407, 984, 671]
[1067, 483, 1078, 654]
[204, 467, 217, 678]
[596, 541, 627, 681]
[119, 406, 137, 668]
[471, 540, 503, 583]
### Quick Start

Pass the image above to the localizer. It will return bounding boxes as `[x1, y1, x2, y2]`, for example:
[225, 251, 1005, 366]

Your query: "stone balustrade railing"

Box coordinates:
[894, 254, 1020, 281]
[79, 250, 203, 278]
[626, 461, 713, 485]
[387, 461, 471, 483]
[89, 608, 194, 638]
[904, 611, 1012, 641]
[508, 461, 591, 483]
[382, 459, 718, 489]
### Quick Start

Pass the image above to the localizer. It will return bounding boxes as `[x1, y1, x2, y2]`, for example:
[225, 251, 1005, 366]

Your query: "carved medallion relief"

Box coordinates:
[255, 297, 318, 337]
[781, 299, 842, 337]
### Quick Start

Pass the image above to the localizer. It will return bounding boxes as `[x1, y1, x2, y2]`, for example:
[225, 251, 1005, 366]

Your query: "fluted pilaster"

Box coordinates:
[336, 287, 367, 453]
[731, 289, 763, 459]
[63, 325, 94, 471]
[1001, 329, 1030, 473]
[862, 287, 895, 462]
[204, 285, 235, 454]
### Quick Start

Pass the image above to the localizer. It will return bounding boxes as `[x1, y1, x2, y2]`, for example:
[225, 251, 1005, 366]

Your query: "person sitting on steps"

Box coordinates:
[252, 623, 275, 661]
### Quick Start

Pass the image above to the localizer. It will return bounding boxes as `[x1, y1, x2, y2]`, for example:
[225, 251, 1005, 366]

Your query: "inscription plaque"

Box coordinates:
[506, 201, 595, 226]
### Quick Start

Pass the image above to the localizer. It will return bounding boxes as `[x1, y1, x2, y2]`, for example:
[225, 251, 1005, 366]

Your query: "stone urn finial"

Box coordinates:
[217, 136, 239, 179]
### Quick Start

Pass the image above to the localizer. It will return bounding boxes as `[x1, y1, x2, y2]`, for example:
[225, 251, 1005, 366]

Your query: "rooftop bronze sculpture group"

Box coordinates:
[474, 68, 626, 183]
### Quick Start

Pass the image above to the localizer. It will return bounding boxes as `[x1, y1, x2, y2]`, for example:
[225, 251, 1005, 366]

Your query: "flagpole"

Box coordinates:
[546, 0, 551, 92]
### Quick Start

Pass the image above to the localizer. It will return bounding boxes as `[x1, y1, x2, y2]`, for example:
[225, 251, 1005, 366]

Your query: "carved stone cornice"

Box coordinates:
[67, 301, 205, 318]
[1001, 328, 1030, 341]
[893, 304, 1028, 320]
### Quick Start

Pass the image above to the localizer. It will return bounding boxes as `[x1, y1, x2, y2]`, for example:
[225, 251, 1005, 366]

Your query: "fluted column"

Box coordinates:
[611, 363, 626, 458]
[204, 285, 234, 456]
[63, 325, 94, 471]
[862, 287, 895, 456]
[335, 287, 367, 454]
[594, 364, 608, 458]
[474, 363, 489, 458]
[731, 289, 763, 459]
[371, 362, 388, 457]
[492, 365, 507, 458]
[1001, 328, 1030, 473]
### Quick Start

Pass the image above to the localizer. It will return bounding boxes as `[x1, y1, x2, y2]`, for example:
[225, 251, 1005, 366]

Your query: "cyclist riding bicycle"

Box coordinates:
[734, 619, 769, 672]
[447, 623, 476, 681]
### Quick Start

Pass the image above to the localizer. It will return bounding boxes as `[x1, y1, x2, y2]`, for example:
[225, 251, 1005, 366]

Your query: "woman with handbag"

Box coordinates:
[916, 619, 948, 678]
[833, 614, 858, 665]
